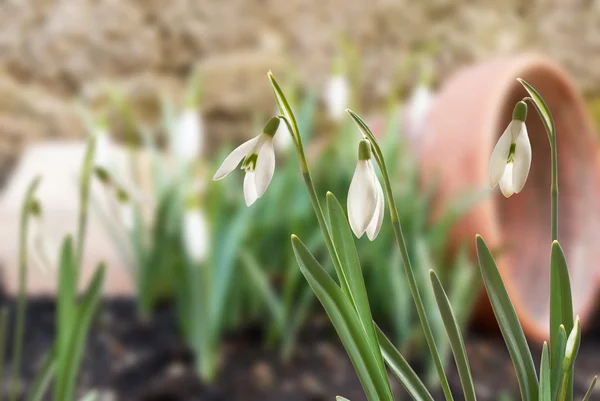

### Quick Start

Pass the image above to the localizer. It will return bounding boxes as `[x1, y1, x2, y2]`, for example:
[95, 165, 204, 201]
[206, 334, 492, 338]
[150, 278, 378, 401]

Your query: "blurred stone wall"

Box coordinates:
[0, 0, 599, 181]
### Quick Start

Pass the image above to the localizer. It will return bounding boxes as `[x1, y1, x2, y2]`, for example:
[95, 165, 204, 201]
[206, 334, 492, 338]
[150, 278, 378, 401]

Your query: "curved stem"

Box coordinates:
[278, 117, 347, 293]
[9, 178, 41, 401]
[347, 110, 454, 401]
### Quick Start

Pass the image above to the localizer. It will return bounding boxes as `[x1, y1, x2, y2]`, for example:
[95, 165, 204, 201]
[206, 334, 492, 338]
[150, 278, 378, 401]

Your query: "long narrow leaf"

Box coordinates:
[55, 237, 77, 401]
[26, 347, 55, 401]
[326, 192, 389, 386]
[476, 235, 538, 401]
[517, 78, 555, 137]
[550, 241, 574, 401]
[581, 376, 597, 401]
[57, 265, 105, 401]
[551, 326, 567, 401]
[540, 343, 550, 401]
[376, 325, 435, 401]
[430, 270, 477, 401]
[291, 235, 393, 401]
[268, 72, 300, 137]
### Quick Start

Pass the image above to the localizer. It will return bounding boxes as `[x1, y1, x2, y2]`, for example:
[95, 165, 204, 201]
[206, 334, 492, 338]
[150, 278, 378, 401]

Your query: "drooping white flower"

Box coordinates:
[489, 101, 531, 198]
[173, 108, 204, 165]
[325, 74, 350, 121]
[183, 206, 210, 263]
[348, 140, 385, 240]
[213, 117, 280, 206]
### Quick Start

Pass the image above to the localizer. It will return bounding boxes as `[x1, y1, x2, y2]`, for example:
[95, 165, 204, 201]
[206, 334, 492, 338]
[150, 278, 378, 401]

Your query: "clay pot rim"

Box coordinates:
[472, 54, 600, 341]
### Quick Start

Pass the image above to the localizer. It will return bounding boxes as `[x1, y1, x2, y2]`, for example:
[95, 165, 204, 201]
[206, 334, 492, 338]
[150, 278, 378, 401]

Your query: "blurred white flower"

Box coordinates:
[273, 116, 294, 152]
[325, 74, 349, 121]
[173, 109, 204, 165]
[183, 207, 210, 263]
[213, 117, 280, 206]
[489, 101, 531, 198]
[347, 140, 384, 240]
[405, 85, 435, 139]
[95, 128, 113, 171]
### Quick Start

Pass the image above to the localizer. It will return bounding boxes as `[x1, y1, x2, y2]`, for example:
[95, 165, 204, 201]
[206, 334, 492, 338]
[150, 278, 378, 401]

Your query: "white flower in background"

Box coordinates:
[405, 84, 435, 139]
[183, 206, 210, 263]
[489, 101, 531, 198]
[325, 74, 349, 121]
[213, 117, 280, 206]
[173, 108, 204, 165]
[347, 140, 384, 240]
[94, 128, 113, 171]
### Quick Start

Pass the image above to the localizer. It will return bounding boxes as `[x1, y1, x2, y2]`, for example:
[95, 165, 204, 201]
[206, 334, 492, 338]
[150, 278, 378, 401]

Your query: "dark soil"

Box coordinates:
[1, 298, 598, 401]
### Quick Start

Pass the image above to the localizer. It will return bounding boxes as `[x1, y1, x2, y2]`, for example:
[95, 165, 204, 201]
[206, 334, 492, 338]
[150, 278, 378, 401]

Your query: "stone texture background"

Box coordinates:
[0, 0, 599, 181]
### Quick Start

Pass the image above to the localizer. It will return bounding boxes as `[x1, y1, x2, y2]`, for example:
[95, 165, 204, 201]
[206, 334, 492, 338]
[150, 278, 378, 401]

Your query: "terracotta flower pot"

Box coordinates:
[420, 55, 600, 341]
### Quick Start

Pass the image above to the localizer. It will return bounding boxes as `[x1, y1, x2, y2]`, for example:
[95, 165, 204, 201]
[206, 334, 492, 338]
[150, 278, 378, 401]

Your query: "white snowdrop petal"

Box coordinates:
[213, 136, 260, 180]
[366, 175, 384, 241]
[499, 163, 515, 198]
[254, 137, 276, 197]
[489, 126, 513, 188]
[347, 161, 377, 238]
[244, 172, 259, 206]
[512, 126, 532, 194]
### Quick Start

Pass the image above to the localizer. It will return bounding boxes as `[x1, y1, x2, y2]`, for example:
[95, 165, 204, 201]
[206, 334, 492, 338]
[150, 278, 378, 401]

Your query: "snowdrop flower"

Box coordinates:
[347, 140, 384, 240]
[213, 117, 280, 206]
[173, 108, 204, 165]
[489, 101, 531, 198]
[183, 205, 210, 263]
[325, 74, 350, 121]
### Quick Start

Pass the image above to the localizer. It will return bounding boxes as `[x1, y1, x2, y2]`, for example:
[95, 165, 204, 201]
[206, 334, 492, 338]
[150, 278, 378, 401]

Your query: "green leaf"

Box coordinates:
[581, 376, 597, 401]
[268, 72, 300, 138]
[376, 325, 435, 401]
[551, 326, 567, 401]
[476, 235, 538, 401]
[291, 235, 393, 401]
[25, 347, 55, 401]
[540, 343, 551, 401]
[240, 251, 285, 332]
[517, 78, 555, 138]
[562, 318, 581, 374]
[55, 237, 77, 401]
[326, 192, 388, 380]
[56, 265, 105, 401]
[429, 270, 477, 401]
[550, 241, 574, 401]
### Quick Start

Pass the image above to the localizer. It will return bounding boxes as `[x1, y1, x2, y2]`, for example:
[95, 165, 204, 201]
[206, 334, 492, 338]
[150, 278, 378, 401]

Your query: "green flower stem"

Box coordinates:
[9, 177, 41, 401]
[551, 133, 558, 242]
[346, 110, 454, 401]
[277, 117, 347, 292]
